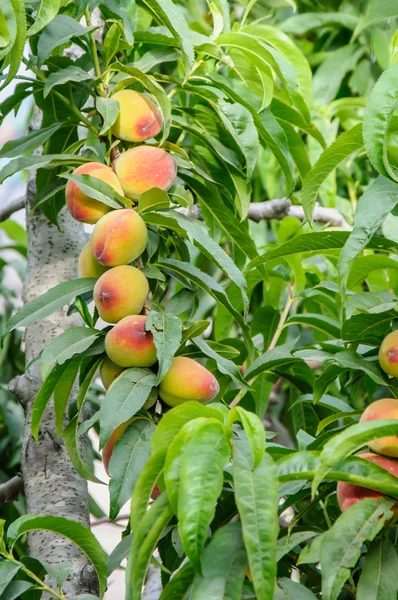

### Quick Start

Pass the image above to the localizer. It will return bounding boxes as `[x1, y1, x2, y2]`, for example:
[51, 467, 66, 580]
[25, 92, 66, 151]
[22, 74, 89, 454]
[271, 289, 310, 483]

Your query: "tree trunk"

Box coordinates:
[10, 174, 98, 596]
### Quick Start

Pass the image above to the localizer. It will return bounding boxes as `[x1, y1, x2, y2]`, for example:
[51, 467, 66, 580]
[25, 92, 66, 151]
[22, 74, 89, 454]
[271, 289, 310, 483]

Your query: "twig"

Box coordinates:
[0, 196, 25, 221]
[0, 475, 24, 507]
[91, 514, 129, 527]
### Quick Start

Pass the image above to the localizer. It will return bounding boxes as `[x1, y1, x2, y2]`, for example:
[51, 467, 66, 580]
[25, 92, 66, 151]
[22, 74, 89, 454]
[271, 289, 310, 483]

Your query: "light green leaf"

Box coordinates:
[96, 96, 120, 135]
[1, 580, 33, 600]
[1, 0, 26, 91]
[281, 13, 358, 35]
[312, 45, 364, 105]
[0, 122, 64, 158]
[60, 173, 128, 210]
[159, 562, 195, 600]
[357, 538, 398, 600]
[129, 448, 167, 532]
[192, 336, 248, 387]
[0, 562, 20, 596]
[41, 327, 100, 380]
[146, 310, 182, 384]
[275, 579, 318, 600]
[354, 0, 398, 37]
[54, 357, 80, 436]
[227, 406, 265, 468]
[0, 154, 89, 183]
[27, 0, 60, 36]
[37, 15, 97, 64]
[44, 65, 94, 97]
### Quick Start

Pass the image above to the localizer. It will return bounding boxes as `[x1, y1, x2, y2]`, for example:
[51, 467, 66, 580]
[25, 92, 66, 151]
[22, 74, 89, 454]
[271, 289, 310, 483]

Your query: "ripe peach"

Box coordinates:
[158, 356, 219, 407]
[100, 356, 124, 390]
[78, 241, 109, 278]
[114, 146, 177, 200]
[66, 162, 124, 224]
[111, 90, 163, 143]
[94, 265, 149, 324]
[91, 208, 148, 266]
[359, 398, 398, 457]
[105, 315, 157, 368]
[379, 331, 398, 377]
[337, 452, 398, 512]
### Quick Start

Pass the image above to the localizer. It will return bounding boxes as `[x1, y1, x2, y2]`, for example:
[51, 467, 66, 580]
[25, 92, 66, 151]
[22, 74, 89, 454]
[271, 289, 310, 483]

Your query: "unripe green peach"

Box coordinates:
[379, 331, 398, 377]
[359, 398, 398, 457]
[66, 162, 124, 224]
[337, 452, 398, 512]
[111, 90, 163, 143]
[114, 146, 177, 200]
[159, 356, 219, 407]
[78, 241, 109, 278]
[105, 315, 157, 368]
[100, 357, 124, 390]
[91, 209, 148, 266]
[94, 265, 149, 324]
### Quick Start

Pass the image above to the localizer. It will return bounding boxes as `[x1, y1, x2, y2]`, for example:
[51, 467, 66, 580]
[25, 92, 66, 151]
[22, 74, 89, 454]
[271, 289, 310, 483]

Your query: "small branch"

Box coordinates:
[0, 475, 24, 507]
[0, 196, 25, 222]
[91, 514, 129, 527]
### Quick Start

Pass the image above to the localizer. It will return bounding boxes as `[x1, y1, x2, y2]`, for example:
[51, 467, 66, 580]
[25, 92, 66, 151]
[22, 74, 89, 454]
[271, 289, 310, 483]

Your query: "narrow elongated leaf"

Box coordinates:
[217, 103, 259, 180]
[0, 122, 63, 158]
[37, 15, 97, 64]
[54, 358, 80, 436]
[109, 419, 155, 520]
[1, 0, 26, 90]
[44, 65, 94, 97]
[96, 96, 120, 135]
[228, 406, 265, 468]
[106, 534, 133, 575]
[99, 368, 156, 448]
[60, 173, 127, 209]
[7, 515, 107, 597]
[281, 12, 358, 34]
[357, 538, 398, 600]
[41, 327, 100, 380]
[130, 448, 167, 532]
[159, 562, 195, 600]
[312, 45, 364, 105]
[233, 443, 279, 600]
[0, 562, 20, 596]
[320, 499, 394, 600]
[2, 278, 96, 341]
[190, 523, 248, 600]
[286, 313, 341, 338]
[275, 579, 318, 600]
[354, 0, 398, 36]
[27, 0, 60, 36]
[276, 531, 318, 562]
[342, 308, 394, 344]
[0, 154, 89, 183]
[1, 580, 33, 600]
[146, 311, 182, 384]
[178, 419, 231, 570]
[245, 341, 301, 379]
[192, 336, 248, 387]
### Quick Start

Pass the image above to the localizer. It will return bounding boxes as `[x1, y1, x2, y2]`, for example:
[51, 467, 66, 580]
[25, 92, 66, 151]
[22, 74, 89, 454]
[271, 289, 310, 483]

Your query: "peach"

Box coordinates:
[91, 208, 148, 266]
[111, 90, 163, 143]
[337, 452, 398, 512]
[78, 241, 109, 278]
[158, 356, 219, 407]
[100, 356, 124, 390]
[105, 315, 157, 368]
[114, 146, 177, 200]
[66, 162, 124, 224]
[94, 265, 149, 324]
[102, 418, 134, 474]
[379, 331, 398, 377]
[359, 398, 398, 457]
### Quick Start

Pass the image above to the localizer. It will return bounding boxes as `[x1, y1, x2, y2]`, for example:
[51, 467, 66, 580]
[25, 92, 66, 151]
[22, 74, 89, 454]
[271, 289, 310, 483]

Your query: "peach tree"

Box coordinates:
[1, 1, 398, 599]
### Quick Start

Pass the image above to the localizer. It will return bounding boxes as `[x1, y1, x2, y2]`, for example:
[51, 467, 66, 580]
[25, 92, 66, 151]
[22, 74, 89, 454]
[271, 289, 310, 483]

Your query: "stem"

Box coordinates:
[268, 287, 294, 351]
[85, 7, 104, 95]
[4, 556, 65, 600]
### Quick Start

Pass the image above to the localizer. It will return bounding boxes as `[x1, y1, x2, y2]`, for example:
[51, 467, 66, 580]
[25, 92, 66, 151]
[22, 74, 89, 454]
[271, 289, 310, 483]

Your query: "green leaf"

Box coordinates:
[192, 337, 248, 387]
[301, 124, 363, 223]
[330, 350, 386, 385]
[1, 0, 26, 91]
[363, 63, 398, 181]
[27, 0, 60, 36]
[217, 103, 259, 180]
[341, 307, 396, 345]
[54, 358, 80, 436]
[276, 531, 318, 562]
[106, 534, 133, 575]
[96, 96, 120, 136]
[99, 368, 156, 448]
[37, 15, 98, 64]
[44, 65, 94, 98]
[190, 522, 248, 600]
[159, 562, 196, 600]
[270, 99, 325, 148]
[146, 311, 182, 384]
[275, 579, 318, 600]
[0, 581, 33, 600]
[109, 419, 155, 521]
[227, 406, 265, 468]
[0, 154, 89, 183]
[233, 443, 279, 600]
[0, 562, 20, 596]
[2, 278, 96, 341]
[357, 538, 398, 600]
[312, 45, 364, 105]
[60, 173, 128, 210]
[320, 499, 394, 600]
[130, 448, 167, 532]
[281, 12, 358, 34]
[139, 0, 194, 71]
[0, 122, 64, 158]
[354, 0, 398, 37]
[178, 419, 231, 570]
[245, 340, 301, 379]
[7, 515, 107, 597]
[286, 313, 341, 338]
[41, 327, 100, 380]
[137, 188, 170, 214]
[339, 177, 398, 286]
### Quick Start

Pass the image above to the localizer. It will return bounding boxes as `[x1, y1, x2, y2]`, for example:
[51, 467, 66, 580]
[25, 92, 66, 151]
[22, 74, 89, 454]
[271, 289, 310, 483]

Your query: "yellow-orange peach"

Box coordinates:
[359, 398, 398, 457]
[66, 162, 124, 224]
[379, 331, 398, 377]
[114, 146, 177, 200]
[105, 315, 157, 368]
[111, 90, 163, 143]
[337, 452, 398, 512]
[100, 357, 124, 390]
[159, 357, 219, 407]
[91, 209, 148, 266]
[78, 241, 109, 278]
[94, 265, 149, 324]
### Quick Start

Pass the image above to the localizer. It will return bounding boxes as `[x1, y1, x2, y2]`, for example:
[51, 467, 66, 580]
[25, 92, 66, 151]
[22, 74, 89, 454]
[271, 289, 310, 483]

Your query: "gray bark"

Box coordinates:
[9, 177, 98, 596]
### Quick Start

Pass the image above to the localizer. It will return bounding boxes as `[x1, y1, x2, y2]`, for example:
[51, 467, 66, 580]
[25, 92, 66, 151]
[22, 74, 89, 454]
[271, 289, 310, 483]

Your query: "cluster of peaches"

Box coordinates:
[65, 90, 220, 471]
[337, 331, 398, 512]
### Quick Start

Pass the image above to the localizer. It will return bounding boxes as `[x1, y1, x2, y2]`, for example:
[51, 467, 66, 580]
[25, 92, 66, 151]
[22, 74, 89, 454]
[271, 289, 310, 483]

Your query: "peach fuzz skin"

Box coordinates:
[100, 357, 124, 390]
[105, 315, 157, 368]
[379, 331, 398, 377]
[66, 162, 124, 224]
[78, 241, 109, 278]
[94, 265, 149, 324]
[114, 146, 177, 200]
[111, 90, 163, 143]
[359, 398, 398, 458]
[336, 452, 398, 512]
[159, 356, 219, 407]
[91, 209, 148, 267]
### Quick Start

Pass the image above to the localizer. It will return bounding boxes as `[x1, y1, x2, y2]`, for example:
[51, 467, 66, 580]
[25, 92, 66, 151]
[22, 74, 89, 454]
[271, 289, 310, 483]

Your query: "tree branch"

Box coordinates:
[0, 475, 23, 507]
[0, 196, 25, 222]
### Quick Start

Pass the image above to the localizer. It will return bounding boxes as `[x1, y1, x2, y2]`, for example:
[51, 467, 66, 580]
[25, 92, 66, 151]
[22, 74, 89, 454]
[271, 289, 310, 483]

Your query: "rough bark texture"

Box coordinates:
[9, 174, 98, 596]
